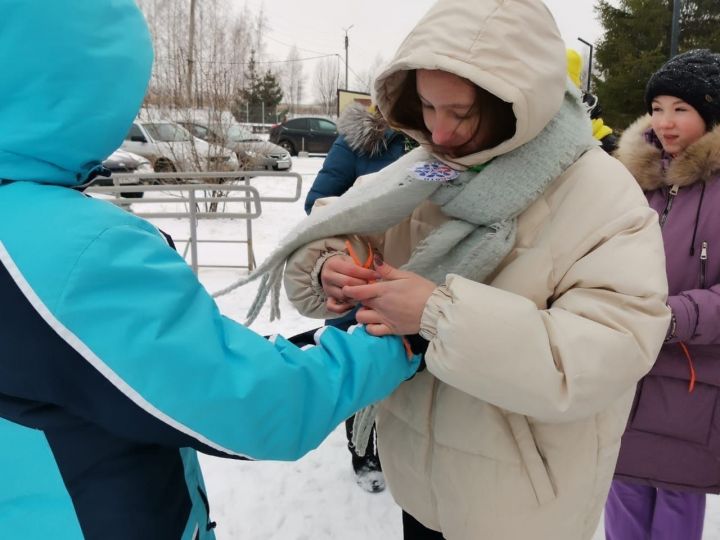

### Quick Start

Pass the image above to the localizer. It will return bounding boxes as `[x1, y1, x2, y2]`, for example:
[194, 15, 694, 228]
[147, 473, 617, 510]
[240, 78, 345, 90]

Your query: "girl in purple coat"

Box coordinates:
[605, 49, 720, 540]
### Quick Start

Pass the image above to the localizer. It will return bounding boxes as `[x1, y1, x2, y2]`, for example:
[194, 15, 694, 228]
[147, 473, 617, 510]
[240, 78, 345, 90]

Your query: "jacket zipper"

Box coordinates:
[659, 184, 679, 228]
[700, 241, 708, 288]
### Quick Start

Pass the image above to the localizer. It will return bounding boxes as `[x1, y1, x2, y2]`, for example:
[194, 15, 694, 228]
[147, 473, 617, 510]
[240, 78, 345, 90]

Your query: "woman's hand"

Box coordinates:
[320, 254, 380, 314]
[343, 259, 436, 336]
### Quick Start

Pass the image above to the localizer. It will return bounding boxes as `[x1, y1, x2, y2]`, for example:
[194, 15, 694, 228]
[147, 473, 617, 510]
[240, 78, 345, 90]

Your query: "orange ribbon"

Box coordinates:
[345, 240, 374, 274]
[344, 240, 413, 359]
[678, 341, 696, 393]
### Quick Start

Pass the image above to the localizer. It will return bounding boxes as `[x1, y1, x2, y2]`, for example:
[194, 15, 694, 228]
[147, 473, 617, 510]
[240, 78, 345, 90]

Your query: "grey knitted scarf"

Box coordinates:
[214, 87, 595, 319]
[214, 87, 595, 455]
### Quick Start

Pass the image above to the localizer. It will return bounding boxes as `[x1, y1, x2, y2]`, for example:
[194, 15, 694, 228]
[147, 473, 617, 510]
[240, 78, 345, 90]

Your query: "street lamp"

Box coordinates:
[577, 37, 593, 94]
[342, 25, 354, 90]
[670, 0, 681, 58]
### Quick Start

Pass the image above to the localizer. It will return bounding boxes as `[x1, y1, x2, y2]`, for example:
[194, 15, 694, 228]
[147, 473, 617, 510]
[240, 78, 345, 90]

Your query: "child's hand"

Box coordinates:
[320, 254, 380, 314]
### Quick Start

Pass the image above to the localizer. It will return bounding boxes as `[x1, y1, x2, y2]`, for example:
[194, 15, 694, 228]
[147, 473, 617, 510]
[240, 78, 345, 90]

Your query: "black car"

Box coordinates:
[92, 149, 152, 198]
[268, 117, 338, 156]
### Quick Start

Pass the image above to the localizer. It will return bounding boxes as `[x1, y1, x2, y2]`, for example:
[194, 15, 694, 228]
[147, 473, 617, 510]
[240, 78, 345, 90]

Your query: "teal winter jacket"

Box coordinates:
[0, 2, 418, 538]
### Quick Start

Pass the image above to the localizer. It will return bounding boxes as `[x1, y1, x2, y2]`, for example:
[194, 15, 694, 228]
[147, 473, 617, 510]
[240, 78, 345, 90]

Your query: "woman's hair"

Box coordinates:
[387, 70, 516, 154]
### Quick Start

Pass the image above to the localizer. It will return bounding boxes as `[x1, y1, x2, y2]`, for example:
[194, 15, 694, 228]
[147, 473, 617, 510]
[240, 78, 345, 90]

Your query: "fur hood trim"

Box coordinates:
[615, 115, 720, 190]
[336, 103, 396, 157]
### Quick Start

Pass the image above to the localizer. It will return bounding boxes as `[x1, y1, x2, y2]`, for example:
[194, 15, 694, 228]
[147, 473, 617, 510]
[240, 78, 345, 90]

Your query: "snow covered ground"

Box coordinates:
[125, 157, 720, 539]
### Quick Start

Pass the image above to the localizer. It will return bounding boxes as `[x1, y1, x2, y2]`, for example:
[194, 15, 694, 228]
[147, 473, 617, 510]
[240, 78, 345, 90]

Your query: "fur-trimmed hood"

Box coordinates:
[615, 115, 720, 190]
[336, 103, 399, 158]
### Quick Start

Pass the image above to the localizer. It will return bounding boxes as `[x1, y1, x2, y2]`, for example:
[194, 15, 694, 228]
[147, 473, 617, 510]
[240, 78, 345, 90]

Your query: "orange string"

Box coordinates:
[678, 341, 696, 393]
[401, 337, 414, 358]
[344, 240, 413, 359]
[345, 240, 373, 269]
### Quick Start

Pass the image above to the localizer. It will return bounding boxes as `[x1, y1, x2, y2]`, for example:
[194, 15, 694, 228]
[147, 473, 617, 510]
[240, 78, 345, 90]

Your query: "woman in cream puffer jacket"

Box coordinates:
[284, 0, 670, 538]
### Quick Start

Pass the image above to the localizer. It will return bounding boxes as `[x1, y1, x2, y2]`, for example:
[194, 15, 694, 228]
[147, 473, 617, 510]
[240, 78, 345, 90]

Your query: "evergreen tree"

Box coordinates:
[594, 0, 720, 129]
[258, 69, 283, 122]
[232, 50, 283, 123]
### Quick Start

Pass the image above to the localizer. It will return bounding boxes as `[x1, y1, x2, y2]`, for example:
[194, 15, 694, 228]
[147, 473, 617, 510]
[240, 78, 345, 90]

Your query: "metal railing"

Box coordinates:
[86, 170, 302, 273]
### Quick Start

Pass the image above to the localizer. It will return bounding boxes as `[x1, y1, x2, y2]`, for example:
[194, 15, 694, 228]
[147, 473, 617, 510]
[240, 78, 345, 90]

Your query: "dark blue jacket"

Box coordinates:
[304, 107, 408, 213]
[0, 2, 418, 538]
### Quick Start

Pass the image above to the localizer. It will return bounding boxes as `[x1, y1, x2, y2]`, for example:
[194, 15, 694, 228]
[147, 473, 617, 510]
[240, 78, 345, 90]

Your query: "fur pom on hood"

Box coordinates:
[615, 115, 720, 190]
[336, 103, 397, 157]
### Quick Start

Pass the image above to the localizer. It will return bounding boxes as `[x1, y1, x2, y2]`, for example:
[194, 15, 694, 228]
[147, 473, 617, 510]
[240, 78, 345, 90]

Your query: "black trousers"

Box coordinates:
[403, 511, 444, 539]
[344, 415, 379, 464]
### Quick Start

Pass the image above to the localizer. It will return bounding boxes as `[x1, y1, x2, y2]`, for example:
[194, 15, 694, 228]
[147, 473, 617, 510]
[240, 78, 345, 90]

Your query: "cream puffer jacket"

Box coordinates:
[285, 0, 670, 538]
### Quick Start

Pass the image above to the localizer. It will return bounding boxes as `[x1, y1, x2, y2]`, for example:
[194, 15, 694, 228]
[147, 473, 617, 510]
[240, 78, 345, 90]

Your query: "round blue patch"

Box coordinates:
[409, 161, 460, 183]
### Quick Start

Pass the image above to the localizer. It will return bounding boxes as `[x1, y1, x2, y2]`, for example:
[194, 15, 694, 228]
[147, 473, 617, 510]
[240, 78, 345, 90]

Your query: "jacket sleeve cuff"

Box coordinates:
[666, 294, 696, 342]
[419, 285, 452, 341]
[310, 250, 345, 298]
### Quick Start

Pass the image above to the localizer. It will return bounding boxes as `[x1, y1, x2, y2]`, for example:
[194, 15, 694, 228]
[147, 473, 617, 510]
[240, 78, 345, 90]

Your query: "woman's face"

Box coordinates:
[416, 69, 493, 157]
[650, 95, 707, 156]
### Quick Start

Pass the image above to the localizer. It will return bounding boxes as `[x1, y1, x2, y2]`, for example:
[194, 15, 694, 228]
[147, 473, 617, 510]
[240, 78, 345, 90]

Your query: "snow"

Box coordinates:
[125, 157, 720, 539]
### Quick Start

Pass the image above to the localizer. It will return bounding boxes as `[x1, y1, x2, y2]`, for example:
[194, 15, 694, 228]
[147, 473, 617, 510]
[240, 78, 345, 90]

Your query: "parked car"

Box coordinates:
[89, 149, 152, 198]
[121, 121, 239, 173]
[179, 121, 292, 171]
[268, 117, 338, 156]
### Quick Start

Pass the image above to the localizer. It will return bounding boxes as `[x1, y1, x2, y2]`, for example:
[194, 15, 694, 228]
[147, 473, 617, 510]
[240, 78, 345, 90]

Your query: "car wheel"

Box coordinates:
[154, 159, 176, 173]
[152, 159, 178, 184]
[278, 140, 296, 156]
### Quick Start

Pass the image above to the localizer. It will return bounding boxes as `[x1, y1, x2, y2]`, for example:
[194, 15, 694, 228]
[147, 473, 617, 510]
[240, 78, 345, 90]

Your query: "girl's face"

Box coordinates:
[416, 69, 493, 157]
[650, 95, 707, 156]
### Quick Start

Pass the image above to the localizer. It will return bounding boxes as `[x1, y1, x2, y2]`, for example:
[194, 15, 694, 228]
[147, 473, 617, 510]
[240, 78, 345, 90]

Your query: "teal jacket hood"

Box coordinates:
[0, 0, 153, 186]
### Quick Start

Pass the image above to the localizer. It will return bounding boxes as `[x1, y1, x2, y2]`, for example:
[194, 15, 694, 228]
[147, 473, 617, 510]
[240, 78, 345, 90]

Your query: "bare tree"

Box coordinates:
[136, 0, 260, 110]
[131, 0, 264, 193]
[283, 46, 304, 116]
[353, 54, 387, 94]
[252, 5, 268, 60]
[314, 56, 340, 116]
[137, 0, 188, 105]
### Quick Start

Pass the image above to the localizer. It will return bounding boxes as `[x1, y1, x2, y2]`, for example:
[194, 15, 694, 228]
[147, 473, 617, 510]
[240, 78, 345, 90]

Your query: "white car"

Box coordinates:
[90, 149, 153, 198]
[121, 121, 239, 172]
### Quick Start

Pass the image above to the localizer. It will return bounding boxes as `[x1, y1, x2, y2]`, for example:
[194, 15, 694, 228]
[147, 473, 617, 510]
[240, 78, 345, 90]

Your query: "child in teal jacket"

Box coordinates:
[0, 1, 419, 538]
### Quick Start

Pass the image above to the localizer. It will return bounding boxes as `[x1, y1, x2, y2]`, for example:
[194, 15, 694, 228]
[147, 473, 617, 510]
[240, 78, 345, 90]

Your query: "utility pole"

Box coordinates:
[670, 0, 681, 58]
[187, 0, 197, 106]
[342, 25, 354, 90]
[577, 37, 593, 94]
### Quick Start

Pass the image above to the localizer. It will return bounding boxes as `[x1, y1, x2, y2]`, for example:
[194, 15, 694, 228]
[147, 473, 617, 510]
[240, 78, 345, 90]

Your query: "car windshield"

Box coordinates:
[144, 122, 193, 142]
[226, 125, 262, 143]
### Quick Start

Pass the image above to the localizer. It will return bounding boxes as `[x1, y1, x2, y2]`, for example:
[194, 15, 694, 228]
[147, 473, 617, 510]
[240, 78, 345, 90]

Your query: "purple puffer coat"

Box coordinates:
[612, 116, 720, 493]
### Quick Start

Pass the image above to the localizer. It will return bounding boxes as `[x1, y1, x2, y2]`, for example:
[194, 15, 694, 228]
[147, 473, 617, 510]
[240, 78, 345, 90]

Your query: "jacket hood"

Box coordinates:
[0, 0, 153, 186]
[615, 115, 720, 190]
[373, 0, 567, 168]
[337, 104, 399, 157]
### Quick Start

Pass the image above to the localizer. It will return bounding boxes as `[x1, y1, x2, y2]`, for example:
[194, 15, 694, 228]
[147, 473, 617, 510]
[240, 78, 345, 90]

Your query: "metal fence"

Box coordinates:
[86, 170, 302, 273]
